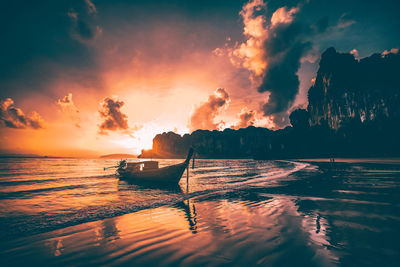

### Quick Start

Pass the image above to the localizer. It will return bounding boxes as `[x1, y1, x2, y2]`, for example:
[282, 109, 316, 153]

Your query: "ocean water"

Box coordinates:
[0, 158, 399, 266]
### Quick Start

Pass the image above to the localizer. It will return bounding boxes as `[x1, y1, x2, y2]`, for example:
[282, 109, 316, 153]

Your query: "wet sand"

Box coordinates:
[1, 159, 400, 266]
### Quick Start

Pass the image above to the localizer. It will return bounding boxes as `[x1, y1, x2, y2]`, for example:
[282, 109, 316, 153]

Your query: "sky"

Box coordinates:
[0, 0, 399, 157]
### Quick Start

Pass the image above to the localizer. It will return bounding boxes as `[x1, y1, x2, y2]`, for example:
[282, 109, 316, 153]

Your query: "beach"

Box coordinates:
[0, 158, 399, 266]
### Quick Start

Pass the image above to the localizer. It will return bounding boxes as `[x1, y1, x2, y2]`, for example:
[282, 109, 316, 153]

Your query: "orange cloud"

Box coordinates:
[188, 88, 230, 132]
[232, 0, 268, 76]
[0, 98, 45, 129]
[270, 7, 299, 26]
[57, 93, 81, 128]
[231, 108, 256, 129]
[382, 48, 399, 56]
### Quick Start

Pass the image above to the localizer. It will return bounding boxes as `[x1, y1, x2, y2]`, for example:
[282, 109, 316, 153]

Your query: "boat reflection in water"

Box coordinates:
[175, 198, 198, 234]
[119, 178, 198, 231]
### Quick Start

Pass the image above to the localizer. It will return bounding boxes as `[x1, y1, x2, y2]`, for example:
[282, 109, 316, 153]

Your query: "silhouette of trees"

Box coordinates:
[289, 109, 310, 129]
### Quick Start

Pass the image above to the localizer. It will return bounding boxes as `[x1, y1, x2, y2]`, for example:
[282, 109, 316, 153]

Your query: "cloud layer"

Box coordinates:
[0, 98, 44, 129]
[188, 88, 230, 132]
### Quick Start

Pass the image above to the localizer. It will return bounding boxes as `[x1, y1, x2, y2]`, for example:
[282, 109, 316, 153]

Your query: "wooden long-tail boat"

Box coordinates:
[117, 148, 194, 184]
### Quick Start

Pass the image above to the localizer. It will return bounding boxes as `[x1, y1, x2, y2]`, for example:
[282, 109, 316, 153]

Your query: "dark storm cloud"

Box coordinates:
[98, 97, 130, 134]
[0, 98, 44, 129]
[258, 8, 335, 116]
[188, 88, 230, 132]
[258, 8, 361, 118]
[0, 0, 101, 99]
[67, 0, 102, 42]
[219, 1, 322, 125]
[222, 0, 370, 126]
[260, 21, 314, 115]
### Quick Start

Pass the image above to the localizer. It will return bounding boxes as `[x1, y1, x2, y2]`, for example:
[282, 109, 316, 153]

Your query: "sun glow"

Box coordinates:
[110, 122, 189, 155]
[0, 0, 273, 158]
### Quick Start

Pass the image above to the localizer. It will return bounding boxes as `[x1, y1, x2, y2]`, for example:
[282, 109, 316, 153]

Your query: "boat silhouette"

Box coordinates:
[117, 148, 194, 184]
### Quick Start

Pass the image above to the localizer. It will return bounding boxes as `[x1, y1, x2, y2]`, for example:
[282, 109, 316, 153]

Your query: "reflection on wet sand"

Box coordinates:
[95, 217, 120, 246]
[119, 178, 198, 234]
[1, 160, 400, 266]
[175, 199, 198, 233]
[1, 196, 328, 266]
[292, 161, 400, 266]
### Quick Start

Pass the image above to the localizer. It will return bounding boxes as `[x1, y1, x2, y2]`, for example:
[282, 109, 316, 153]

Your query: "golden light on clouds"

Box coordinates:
[270, 7, 299, 26]
[0, 0, 327, 157]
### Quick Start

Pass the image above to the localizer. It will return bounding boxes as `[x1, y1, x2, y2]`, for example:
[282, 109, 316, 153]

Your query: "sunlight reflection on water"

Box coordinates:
[0, 158, 400, 266]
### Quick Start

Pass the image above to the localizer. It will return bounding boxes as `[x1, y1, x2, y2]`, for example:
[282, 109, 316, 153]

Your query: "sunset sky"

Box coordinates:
[1, 0, 399, 157]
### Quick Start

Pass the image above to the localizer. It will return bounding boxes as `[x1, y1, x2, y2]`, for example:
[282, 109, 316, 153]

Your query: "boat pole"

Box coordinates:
[187, 164, 189, 183]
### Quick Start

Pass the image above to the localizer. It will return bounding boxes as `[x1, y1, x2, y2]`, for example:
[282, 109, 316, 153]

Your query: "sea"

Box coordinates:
[0, 157, 399, 266]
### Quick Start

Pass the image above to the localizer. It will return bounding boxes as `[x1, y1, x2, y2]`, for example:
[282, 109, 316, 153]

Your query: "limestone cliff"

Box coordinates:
[307, 47, 400, 129]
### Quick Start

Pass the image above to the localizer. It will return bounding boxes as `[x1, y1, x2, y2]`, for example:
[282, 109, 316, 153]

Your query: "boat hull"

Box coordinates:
[117, 148, 193, 184]
[118, 161, 188, 184]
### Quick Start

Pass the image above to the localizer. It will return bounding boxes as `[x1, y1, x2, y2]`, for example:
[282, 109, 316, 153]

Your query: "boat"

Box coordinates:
[116, 148, 194, 184]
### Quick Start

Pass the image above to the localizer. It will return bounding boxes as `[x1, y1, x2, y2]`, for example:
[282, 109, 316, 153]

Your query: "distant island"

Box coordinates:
[100, 153, 138, 159]
[140, 48, 400, 159]
[0, 154, 61, 158]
